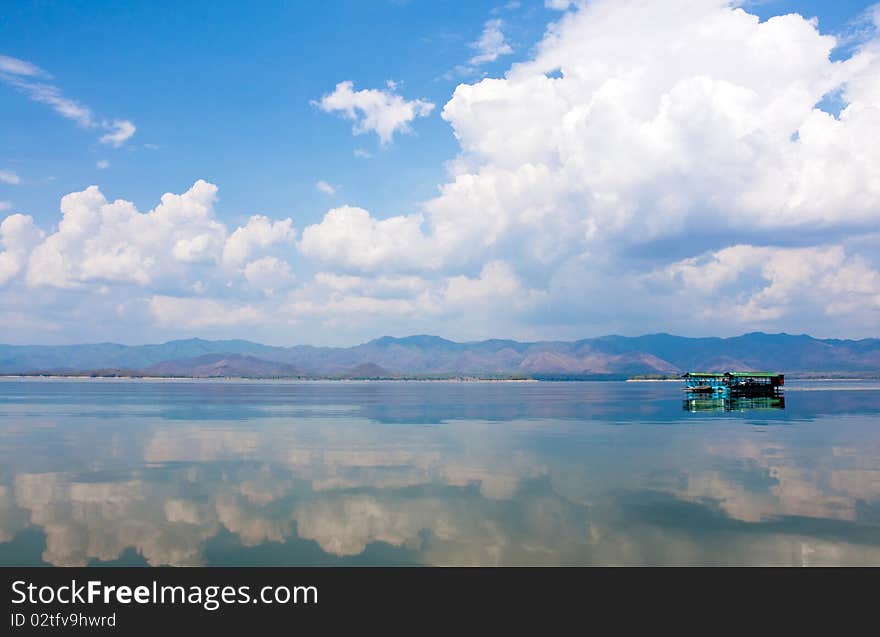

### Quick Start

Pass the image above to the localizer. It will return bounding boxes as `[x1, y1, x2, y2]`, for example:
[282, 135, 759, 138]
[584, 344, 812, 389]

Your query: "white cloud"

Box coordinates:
[0, 54, 45, 77]
[434, 0, 880, 251]
[660, 244, 880, 323]
[442, 19, 515, 80]
[149, 296, 264, 328]
[23, 180, 225, 288]
[0, 214, 44, 285]
[0, 169, 21, 185]
[280, 262, 546, 336]
[443, 260, 541, 309]
[243, 256, 295, 294]
[313, 272, 429, 296]
[294, 1, 880, 322]
[0, 202, 10, 212]
[96, 160, 110, 170]
[469, 19, 514, 65]
[287, 293, 431, 325]
[1, 181, 292, 296]
[0, 181, 307, 340]
[1, 55, 135, 145]
[315, 81, 435, 145]
[299, 205, 434, 272]
[315, 180, 336, 195]
[99, 119, 136, 147]
[1, 74, 95, 127]
[222, 215, 296, 266]
[545, 0, 576, 10]
[353, 148, 372, 159]
[4, 1, 880, 341]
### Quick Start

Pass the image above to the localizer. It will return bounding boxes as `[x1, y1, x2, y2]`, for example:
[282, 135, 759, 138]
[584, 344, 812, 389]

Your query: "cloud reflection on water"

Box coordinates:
[1, 380, 879, 566]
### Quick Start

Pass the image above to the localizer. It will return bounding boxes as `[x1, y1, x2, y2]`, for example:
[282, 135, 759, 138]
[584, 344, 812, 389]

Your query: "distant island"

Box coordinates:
[1, 332, 879, 380]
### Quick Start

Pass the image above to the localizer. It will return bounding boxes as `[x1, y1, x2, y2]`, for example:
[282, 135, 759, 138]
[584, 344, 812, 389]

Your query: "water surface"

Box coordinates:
[1, 378, 878, 566]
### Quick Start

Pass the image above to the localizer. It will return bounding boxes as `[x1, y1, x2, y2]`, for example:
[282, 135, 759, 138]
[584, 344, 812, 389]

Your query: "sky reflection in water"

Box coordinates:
[0, 379, 879, 566]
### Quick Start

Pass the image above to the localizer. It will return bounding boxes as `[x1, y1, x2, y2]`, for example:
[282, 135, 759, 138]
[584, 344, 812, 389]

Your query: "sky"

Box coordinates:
[1, 0, 879, 345]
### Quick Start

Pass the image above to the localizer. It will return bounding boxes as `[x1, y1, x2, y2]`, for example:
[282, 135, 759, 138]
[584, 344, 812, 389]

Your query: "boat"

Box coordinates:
[681, 371, 784, 399]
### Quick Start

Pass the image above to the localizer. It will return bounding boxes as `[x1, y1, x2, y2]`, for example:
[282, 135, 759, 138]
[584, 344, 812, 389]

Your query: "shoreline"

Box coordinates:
[0, 374, 541, 383]
[2, 374, 877, 383]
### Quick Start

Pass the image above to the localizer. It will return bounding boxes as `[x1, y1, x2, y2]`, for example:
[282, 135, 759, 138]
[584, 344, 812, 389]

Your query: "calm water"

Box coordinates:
[0, 378, 879, 566]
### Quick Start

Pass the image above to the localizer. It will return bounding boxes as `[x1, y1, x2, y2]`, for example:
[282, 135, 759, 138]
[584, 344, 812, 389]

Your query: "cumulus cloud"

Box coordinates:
[660, 244, 880, 323]
[0, 214, 44, 285]
[222, 214, 296, 266]
[0, 180, 299, 340]
[436, 1, 876, 243]
[242, 256, 295, 295]
[299, 205, 435, 272]
[23, 180, 224, 288]
[286, 287, 435, 325]
[0, 181, 299, 314]
[315, 81, 435, 145]
[4, 0, 880, 341]
[443, 260, 541, 309]
[313, 272, 430, 296]
[281, 261, 545, 335]
[96, 160, 110, 170]
[149, 296, 264, 328]
[416, 4, 875, 245]
[287, 0, 880, 336]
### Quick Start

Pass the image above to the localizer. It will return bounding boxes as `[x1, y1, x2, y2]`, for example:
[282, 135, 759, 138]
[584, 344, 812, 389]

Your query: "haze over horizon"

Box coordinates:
[2, 329, 877, 350]
[3, 0, 880, 346]
[4, 331, 880, 377]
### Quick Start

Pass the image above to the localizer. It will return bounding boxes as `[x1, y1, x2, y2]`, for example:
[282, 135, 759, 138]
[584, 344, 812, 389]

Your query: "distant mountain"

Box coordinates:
[0, 338, 278, 373]
[1, 332, 879, 378]
[142, 354, 305, 378]
[335, 363, 394, 380]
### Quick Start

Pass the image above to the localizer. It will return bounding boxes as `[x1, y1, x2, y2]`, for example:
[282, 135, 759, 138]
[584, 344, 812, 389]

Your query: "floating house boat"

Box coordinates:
[682, 371, 784, 399]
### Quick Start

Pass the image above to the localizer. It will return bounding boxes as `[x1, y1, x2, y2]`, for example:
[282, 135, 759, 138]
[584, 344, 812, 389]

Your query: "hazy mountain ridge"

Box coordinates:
[142, 354, 306, 378]
[1, 332, 879, 378]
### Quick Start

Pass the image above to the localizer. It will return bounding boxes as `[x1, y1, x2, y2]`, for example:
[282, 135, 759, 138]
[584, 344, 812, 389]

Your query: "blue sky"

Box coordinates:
[2, 1, 880, 345]
[1, 1, 556, 227]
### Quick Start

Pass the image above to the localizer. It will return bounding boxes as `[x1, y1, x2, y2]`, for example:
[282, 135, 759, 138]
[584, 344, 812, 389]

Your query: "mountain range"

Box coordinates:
[1, 332, 880, 379]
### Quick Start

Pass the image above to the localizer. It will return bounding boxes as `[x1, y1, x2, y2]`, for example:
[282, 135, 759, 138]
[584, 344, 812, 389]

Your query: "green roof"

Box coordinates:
[726, 371, 781, 377]
[682, 371, 782, 378]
